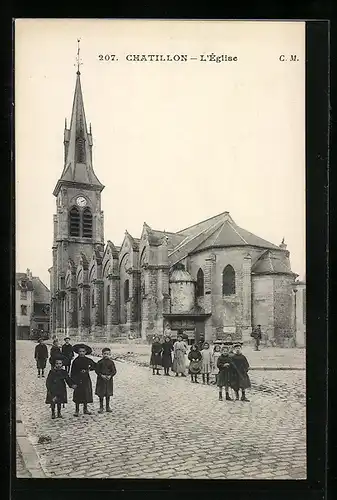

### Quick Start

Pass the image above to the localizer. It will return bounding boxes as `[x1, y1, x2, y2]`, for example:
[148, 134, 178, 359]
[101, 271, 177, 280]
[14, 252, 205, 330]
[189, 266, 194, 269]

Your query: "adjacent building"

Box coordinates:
[16, 269, 51, 339]
[293, 278, 306, 348]
[49, 68, 306, 346]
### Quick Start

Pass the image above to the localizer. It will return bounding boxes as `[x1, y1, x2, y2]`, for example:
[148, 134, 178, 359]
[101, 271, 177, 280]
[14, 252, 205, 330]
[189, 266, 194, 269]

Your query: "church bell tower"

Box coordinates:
[50, 43, 105, 335]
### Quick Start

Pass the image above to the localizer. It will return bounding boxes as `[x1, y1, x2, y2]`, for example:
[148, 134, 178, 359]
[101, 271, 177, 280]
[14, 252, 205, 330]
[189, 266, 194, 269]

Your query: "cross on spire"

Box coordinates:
[75, 38, 83, 75]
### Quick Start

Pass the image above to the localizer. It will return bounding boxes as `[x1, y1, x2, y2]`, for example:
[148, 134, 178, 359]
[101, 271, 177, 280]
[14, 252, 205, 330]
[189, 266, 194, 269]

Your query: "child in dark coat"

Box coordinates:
[45, 356, 77, 419]
[217, 344, 235, 401]
[95, 348, 117, 413]
[61, 337, 74, 374]
[188, 344, 202, 383]
[34, 338, 48, 378]
[49, 339, 63, 366]
[230, 343, 251, 402]
[70, 344, 96, 416]
[150, 335, 163, 375]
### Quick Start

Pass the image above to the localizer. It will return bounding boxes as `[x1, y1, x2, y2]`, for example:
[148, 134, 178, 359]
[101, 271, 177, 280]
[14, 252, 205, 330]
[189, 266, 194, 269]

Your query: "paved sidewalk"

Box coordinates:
[16, 340, 306, 480]
[16, 442, 31, 478]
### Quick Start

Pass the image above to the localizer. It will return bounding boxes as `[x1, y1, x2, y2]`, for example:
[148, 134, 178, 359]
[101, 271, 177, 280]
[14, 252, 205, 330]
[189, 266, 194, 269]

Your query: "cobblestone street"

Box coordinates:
[16, 341, 306, 479]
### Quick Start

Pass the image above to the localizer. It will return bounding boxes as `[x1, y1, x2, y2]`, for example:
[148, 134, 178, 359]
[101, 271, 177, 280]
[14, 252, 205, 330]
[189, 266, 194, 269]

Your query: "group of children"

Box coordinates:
[34, 332, 250, 420]
[150, 335, 251, 402]
[34, 338, 117, 419]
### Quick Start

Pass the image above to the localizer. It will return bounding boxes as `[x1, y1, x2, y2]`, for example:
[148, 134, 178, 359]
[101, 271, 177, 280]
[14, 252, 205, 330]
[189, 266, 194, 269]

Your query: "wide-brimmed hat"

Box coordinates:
[73, 343, 92, 355]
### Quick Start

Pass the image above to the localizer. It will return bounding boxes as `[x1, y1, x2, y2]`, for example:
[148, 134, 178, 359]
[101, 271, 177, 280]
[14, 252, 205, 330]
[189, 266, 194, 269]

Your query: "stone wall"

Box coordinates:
[273, 274, 295, 345]
[252, 275, 274, 343]
[170, 281, 195, 313]
[188, 247, 262, 341]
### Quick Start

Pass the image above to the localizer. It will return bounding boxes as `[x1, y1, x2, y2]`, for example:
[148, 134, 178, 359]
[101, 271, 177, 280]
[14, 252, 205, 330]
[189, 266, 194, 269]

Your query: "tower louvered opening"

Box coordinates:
[75, 133, 86, 163]
[69, 207, 80, 237]
[82, 208, 93, 238]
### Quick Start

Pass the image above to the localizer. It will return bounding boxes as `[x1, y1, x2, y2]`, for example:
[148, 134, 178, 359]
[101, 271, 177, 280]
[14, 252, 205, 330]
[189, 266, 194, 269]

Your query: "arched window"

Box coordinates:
[222, 265, 236, 295]
[124, 279, 130, 301]
[196, 268, 204, 297]
[82, 208, 93, 238]
[91, 289, 95, 308]
[69, 207, 80, 237]
[78, 292, 82, 309]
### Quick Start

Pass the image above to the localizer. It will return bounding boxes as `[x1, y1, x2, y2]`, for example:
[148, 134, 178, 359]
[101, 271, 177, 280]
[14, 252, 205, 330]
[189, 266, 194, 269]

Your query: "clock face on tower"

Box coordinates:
[76, 196, 87, 207]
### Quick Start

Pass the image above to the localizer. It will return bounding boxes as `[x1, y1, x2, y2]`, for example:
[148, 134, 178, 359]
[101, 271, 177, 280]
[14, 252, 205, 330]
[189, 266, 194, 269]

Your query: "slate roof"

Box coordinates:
[32, 277, 50, 303]
[126, 232, 140, 251]
[168, 212, 280, 266]
[169, 268, 195, 283]
[193, 218, 280, 252]
[177, 212, 231, 238]
[251, 251, 294, 275]
[147, 229, 185, 250]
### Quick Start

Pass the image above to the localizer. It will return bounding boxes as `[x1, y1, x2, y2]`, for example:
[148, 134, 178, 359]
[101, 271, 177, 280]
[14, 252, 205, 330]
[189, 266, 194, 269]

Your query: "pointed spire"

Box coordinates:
[53, 45, 104, 197]
[75, 38, 83, 75]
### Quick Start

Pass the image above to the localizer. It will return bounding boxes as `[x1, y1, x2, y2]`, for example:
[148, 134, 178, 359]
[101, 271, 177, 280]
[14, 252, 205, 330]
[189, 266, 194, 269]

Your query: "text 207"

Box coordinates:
[98, 54, 117, 61]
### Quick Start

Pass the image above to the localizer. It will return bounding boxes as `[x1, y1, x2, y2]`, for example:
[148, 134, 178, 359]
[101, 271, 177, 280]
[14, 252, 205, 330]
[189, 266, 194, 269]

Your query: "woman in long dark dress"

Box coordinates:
[188, 344, 202, 383]
[150, 336, 163, 375]
[161, 336, 173, 376]
[45, 356, 76, 419]
[70, 344, 96, 416]
[34, 338, 48, 378]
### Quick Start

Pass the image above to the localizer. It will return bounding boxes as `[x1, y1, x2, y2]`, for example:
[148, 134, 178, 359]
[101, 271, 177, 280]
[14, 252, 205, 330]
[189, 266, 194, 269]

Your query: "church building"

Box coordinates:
[49, 68, 300, 346]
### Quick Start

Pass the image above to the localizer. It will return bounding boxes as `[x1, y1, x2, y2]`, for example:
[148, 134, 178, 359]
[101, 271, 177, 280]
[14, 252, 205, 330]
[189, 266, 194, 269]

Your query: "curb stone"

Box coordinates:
[16, 409, 46, 478]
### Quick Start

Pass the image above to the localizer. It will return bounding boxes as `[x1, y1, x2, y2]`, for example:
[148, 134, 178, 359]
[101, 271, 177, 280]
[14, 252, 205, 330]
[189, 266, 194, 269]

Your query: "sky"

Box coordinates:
[15, 19, 306, 287]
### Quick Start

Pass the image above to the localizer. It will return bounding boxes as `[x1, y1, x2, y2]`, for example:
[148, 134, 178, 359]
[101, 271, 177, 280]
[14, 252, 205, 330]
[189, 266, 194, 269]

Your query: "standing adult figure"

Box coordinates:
[251, 325, 262, 351]
[172, 332, 188, 377]
[150, 335, 163, 375]
[161, 336, 174, 376]
[34, 338, 48, 378]
[49, 339, 63, 366]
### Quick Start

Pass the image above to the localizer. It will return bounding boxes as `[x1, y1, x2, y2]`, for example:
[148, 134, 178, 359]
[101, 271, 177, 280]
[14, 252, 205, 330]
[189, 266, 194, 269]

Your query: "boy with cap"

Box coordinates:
[95, 347, 117, 413]
[70, 344, 96, 416]
[45, 356, 77, 419]
[61, 337, 74, 374]
[230, 342, 251, 402]
[34, 338, 48, 378]
[49, 338, 63, 366]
